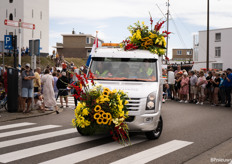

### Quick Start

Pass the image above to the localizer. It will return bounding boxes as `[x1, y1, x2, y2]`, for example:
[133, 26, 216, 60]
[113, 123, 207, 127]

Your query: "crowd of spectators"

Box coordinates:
[163, 66, 232, 107]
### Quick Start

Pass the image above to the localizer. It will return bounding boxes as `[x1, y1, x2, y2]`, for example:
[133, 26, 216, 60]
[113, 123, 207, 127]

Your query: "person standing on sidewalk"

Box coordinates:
[22, 63, 35, 113]
[224, 68, 232, 107]
[56, 72, 69, 108]
[41, 69, 59, 114]
[189, 70, 198, 103]
[34, 67, 41, 93]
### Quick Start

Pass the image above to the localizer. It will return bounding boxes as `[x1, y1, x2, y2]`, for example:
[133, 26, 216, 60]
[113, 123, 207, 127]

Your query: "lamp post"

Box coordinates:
[206, 0, 210, 71]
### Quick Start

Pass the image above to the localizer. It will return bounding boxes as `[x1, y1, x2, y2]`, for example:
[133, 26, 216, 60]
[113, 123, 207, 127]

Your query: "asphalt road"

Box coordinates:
[0, 101, 232, 164]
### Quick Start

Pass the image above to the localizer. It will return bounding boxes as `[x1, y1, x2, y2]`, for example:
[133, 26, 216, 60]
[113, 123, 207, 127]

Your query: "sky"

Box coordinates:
[49, 0, 232, 58]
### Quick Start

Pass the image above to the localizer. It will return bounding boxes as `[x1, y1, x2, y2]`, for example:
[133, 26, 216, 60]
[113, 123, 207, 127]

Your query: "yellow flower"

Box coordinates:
[135, 29, 142, 40]
[125, 100, 129, 105]
[106, 113, 112, 120]
[94, 113, 101, 119]
[72, 119, 76, 126]
[149, 32, 157, 39]
[155, 38, 160, 44]
[102, 113, 108, 118]
[99, 110, 105, 115]
[94, 105, 101, 112]
[102, 118, 109, 125]
[111, 89, 117, 94]
[103, 91, 109, 96]
[103, 88, 110, 93]
[142, 21, 145, 25]
[96, 118, 103, 124]
[82, 108, 89, 116]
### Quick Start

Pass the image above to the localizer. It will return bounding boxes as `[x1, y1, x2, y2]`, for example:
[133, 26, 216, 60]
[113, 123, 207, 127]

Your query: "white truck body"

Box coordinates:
[88, 48, 163, 137]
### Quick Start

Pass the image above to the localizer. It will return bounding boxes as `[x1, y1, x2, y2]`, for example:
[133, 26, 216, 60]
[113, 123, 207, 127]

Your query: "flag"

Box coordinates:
[86, 32, 98, 67]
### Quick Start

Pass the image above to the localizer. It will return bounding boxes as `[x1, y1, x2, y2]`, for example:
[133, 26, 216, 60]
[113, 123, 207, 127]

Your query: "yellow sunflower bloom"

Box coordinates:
[99, 110, 105, 115]
[106, 113, 112, 120]
[102, 113, 108, 118]
[94, 113, 101, 120]
[97, 118, 103, 124]
[102, 118, 109, 125]
[103, 88, 110, 93]
[94, 105, 101, 112]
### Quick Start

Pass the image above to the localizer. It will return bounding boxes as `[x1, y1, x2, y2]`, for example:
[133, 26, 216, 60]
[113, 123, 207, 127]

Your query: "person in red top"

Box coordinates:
[62, 62, 67, 72]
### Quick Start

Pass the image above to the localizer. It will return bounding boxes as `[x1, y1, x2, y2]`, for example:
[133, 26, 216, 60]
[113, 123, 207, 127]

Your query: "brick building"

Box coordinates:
[172, 49, 193, 61]
[53, 32, 104, 58]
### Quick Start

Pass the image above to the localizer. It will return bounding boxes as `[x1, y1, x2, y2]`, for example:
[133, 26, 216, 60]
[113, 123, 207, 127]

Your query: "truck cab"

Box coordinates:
[88, 47, 163, 139]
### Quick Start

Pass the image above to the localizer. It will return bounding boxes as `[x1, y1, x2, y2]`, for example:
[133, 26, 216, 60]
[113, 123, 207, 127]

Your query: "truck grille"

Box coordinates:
[125, 98, 140, 111]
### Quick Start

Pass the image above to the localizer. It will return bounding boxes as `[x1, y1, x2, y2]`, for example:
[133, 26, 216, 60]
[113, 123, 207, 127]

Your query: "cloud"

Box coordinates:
[50, 0, 232, 28]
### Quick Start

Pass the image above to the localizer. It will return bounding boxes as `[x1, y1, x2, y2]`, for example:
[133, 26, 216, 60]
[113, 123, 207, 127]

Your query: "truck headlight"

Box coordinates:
[146, 92, 156, 110]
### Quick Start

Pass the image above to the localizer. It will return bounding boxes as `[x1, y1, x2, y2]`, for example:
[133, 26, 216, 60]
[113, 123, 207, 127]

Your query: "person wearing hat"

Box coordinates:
[22, 63, 35, 113]
[224, 68, 232, 107]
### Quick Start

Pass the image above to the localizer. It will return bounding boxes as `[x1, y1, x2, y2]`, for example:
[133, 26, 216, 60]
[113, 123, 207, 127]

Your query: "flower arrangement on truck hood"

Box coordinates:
[71, 71, 130, 145]
[120, 17, 171, 56]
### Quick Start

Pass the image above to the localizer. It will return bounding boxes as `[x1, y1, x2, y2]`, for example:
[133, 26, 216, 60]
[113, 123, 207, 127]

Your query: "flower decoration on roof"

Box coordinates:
[120, 17, 171, 56]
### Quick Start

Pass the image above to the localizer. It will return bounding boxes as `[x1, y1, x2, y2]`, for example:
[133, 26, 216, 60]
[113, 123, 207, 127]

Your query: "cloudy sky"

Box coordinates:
[49, 0, 232, 58]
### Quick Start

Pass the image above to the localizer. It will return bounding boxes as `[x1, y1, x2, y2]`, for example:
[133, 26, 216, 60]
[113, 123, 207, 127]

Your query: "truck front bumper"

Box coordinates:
[126, 112, 161, 132]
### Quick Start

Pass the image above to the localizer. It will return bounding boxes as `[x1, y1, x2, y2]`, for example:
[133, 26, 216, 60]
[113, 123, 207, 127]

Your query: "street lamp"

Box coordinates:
[206, 0, 209, 71]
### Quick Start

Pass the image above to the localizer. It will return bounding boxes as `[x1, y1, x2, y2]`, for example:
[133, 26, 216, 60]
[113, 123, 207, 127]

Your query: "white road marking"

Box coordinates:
[0, 136, 102, 163]
[111, 140, 193, 164]
[0, 125, 61, 138]
[57, 97, 76, 106]
[0, 122, 36, 131]
[0, 128, 76, 148]
[39, 139, 145, 164]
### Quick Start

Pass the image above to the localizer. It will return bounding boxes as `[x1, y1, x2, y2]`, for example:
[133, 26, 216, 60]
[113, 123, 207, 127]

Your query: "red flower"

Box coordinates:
[154, 21, 165, 31]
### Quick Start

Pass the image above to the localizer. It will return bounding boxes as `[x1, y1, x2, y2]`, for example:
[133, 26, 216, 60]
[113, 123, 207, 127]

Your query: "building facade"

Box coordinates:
[193, 28, 232, 70]
[0, 0, 49, 55]
[172, 49, 193, 61]
[54, 33, 104, 58]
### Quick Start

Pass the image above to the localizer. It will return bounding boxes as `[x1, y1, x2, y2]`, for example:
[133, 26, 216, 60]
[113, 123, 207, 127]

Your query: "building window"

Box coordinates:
[40, 11, 42, 20]
[6, 10, 8, 18]
[215, 33, 221, 42]
[186, 50, 192, 55]
[14, 8, 16, 17]
[9, 0, 13, 3]
[177, 50, 182, 55]
[32, 9, 34, 18]
[9, 13, 13, 20]
[212, 63, 223, 70]
[215, 47, 221, 58]
[86, 37, 90, 44]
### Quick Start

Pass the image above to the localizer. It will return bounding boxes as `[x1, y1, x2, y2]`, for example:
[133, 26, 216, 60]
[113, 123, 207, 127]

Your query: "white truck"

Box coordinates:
[88, 47, 163, 140]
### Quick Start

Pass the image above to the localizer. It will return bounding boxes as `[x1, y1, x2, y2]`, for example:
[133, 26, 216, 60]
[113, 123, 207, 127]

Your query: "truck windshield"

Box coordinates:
[89, 57, 158, 82]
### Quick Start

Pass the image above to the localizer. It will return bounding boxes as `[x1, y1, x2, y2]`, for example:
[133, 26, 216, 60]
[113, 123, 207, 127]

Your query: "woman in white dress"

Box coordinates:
[41, 69, 59, 114]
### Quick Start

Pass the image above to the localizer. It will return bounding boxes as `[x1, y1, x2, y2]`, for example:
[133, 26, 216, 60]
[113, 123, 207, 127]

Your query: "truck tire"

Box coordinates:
[145, 116, 163, 140]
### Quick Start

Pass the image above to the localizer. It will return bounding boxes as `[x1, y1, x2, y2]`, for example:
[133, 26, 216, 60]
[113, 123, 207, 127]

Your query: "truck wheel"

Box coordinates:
[145, 116, 163, 140]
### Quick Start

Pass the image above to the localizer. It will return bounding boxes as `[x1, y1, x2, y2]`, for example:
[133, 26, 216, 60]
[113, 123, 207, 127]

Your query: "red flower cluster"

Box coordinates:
[125, 43, 138, 51]
[154, 21, 165, 31]
[110, 123, 128, 143]
[150, 17, 153, 25]
[162, 30, 171, 37]
[89, 71, 95, 85]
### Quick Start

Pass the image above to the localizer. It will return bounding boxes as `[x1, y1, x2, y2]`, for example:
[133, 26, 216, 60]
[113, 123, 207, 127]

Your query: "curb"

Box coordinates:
[0, 108, 63, 123]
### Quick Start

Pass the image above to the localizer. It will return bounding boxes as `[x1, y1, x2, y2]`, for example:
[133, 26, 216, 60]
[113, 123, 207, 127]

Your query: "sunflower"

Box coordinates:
[96, 118, 103, 124]
[102, 118, 109, 125]
[94, 105, 101, 112]
[94, 113, 101, 120]
[103, 88, 110, 96]
[102, 113, 108, 118]
[99, 110, 105, 115]
[106, 113, 112, 120]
